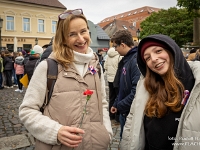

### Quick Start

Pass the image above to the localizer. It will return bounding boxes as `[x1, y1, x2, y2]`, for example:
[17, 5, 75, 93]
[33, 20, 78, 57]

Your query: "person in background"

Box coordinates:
[21, 50, 26, 58]
[23, 49, 30, 65]
[3, 50, 13, 88]
[0, 50, 6, 87]
[39, 37, 54, 62]
[12, 52, 18, 87]
[110, 30, 141, 140]
[24, 45, 43, 83]
[14, 52, 24, 93]
[195, 48, 200, 60]
[19, 8, 112, 150]
[104, 47, 122, 121]
[96, 48, 104, 66]
[0, 52, 4, 89]
[121, 34, 200, 150]
[186, 48, 197, 61]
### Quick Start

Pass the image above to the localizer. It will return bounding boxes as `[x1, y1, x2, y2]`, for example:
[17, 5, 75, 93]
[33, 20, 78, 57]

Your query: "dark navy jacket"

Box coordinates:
[113, 47, 141, 115]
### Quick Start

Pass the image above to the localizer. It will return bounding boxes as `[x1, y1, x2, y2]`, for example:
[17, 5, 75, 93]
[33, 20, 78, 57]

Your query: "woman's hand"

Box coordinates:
[58, 126, 85, 147]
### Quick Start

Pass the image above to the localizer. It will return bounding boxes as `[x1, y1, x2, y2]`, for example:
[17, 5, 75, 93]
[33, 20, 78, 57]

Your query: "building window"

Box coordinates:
[38, 19, 44, 32]
[122, 25, 127, 30]
[23, 44, 32, 51]
[23, 18, 30, 32]
[6, 16, 14, 30]
[133, 22, 136, 27]
[6, 44, 14, 52]
[52, 21, 57, 33]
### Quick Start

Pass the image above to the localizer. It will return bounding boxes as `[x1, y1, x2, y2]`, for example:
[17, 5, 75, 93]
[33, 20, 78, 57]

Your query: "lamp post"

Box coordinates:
[0, 18, 3, 50]
[35, 38, 38, 45]
[136, 28, 140, 42]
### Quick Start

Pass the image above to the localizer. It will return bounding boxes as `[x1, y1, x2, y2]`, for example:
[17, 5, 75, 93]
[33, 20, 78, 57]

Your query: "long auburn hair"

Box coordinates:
[144, 49, 184, 118]
[53, 10, 90, 69]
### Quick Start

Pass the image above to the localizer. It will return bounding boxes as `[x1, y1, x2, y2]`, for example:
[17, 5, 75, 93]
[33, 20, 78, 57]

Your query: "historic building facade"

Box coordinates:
[0, 0, 66, 52]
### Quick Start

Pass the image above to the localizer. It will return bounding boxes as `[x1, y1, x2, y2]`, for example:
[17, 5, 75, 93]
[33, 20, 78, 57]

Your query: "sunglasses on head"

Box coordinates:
[58, 9, 83, 21]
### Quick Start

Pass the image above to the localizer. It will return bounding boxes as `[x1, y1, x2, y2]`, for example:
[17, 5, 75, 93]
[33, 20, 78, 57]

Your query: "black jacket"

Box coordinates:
[40, 45, 52, 62]
[24, 55, 40, 81]
[3, 56, 13, 71]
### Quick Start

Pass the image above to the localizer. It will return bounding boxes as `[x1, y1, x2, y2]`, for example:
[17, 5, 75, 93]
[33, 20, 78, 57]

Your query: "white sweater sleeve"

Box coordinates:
[100, 65, 113, 139]
[19, 61, 62, 145]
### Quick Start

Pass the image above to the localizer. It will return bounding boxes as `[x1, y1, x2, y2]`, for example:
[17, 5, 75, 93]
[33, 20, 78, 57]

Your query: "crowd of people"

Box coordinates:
[0, 8, 200, 150]
[0, 45, 44, 92]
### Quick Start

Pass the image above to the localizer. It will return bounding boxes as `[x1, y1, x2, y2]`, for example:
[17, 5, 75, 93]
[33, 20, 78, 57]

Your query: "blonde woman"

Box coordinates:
[19, 9, 112, 150]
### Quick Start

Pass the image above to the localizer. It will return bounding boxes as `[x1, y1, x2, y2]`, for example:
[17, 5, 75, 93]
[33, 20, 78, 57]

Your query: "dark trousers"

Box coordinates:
[4, 70, 13, 87]
[119, 114, 127, 140]
[108, 82, 119, 120]
[16, 74, 23, 90]
[0, 73, 2, 88]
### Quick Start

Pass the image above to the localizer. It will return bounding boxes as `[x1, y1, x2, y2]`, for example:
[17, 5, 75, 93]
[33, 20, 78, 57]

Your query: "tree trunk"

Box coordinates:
[193, 17, 200, 46]
[193, 9, 200, 48]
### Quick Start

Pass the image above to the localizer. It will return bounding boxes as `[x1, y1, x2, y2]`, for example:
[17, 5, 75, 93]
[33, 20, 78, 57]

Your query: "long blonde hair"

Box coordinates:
[144, 49, 184, 118]
[53, 10, 90, 69]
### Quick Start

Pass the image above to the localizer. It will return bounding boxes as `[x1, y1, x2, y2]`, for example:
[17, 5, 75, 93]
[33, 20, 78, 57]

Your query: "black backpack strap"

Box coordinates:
[96, 62, 101, 79]
[46, 58, 58, 104]
[40, 58, 58, 112]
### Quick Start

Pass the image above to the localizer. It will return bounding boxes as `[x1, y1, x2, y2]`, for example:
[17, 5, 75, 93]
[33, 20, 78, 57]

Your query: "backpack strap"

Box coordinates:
[96, 62, 101, 79]
[40, 58, 58, 112]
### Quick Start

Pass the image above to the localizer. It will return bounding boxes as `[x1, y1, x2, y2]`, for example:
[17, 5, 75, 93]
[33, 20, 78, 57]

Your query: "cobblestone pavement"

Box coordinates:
[0, 85, 120, 150]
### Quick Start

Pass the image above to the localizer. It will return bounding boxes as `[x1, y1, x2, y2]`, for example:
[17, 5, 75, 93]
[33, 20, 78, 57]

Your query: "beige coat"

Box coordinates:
[120, 61, 200, 150]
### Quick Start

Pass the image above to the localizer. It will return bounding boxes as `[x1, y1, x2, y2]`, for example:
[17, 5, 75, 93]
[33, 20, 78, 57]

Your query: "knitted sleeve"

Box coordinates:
[19, 61, 62, 145]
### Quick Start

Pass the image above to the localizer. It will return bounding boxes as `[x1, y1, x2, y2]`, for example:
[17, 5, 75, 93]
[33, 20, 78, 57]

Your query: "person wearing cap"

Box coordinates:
[24, 45, 43, 82]
[110, 29, 141, 140]
[120, 34, 200, 150]
[19, 9, 112, 150]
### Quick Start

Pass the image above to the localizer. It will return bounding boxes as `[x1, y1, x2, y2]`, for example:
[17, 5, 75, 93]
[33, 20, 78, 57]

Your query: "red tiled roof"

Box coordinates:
[100, 6, 160, 23]
[103, 19, 137, 37]
[11, 0, 66, 9]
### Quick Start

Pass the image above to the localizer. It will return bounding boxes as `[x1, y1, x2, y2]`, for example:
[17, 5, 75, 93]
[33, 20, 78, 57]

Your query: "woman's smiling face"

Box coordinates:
[67, 18, 90, 54]
[143, 46, 170, 76]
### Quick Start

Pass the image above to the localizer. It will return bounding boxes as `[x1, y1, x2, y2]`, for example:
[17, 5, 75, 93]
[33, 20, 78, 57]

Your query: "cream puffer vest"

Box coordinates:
[35, 56, 110, 150]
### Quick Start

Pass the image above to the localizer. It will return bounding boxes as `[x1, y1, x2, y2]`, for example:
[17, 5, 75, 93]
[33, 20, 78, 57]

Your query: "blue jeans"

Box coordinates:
[119, 114, 127, 140]
[12, 69, 18, 85]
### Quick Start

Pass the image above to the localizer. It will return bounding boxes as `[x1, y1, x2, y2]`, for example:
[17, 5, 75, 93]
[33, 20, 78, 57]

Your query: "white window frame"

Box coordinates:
[38, 19, 45, 33]
[52, 20, 57, 33]
[6, 16, 15, 31]
[133, 22, 136, 27]
[23, 17, 30, 32]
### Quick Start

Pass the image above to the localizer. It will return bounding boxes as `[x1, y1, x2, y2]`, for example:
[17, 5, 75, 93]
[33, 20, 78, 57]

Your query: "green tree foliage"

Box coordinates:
[177, 0, 200, 16]
[140, 7, 193, 47]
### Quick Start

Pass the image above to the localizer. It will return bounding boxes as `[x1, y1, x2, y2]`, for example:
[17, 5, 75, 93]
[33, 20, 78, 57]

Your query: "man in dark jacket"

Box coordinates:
[110, 30, 141, 140]
[40, 36, 54, 62]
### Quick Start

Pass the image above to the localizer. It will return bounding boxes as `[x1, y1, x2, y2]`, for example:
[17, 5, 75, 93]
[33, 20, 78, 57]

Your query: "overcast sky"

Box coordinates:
[58, 0, 178, 24]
